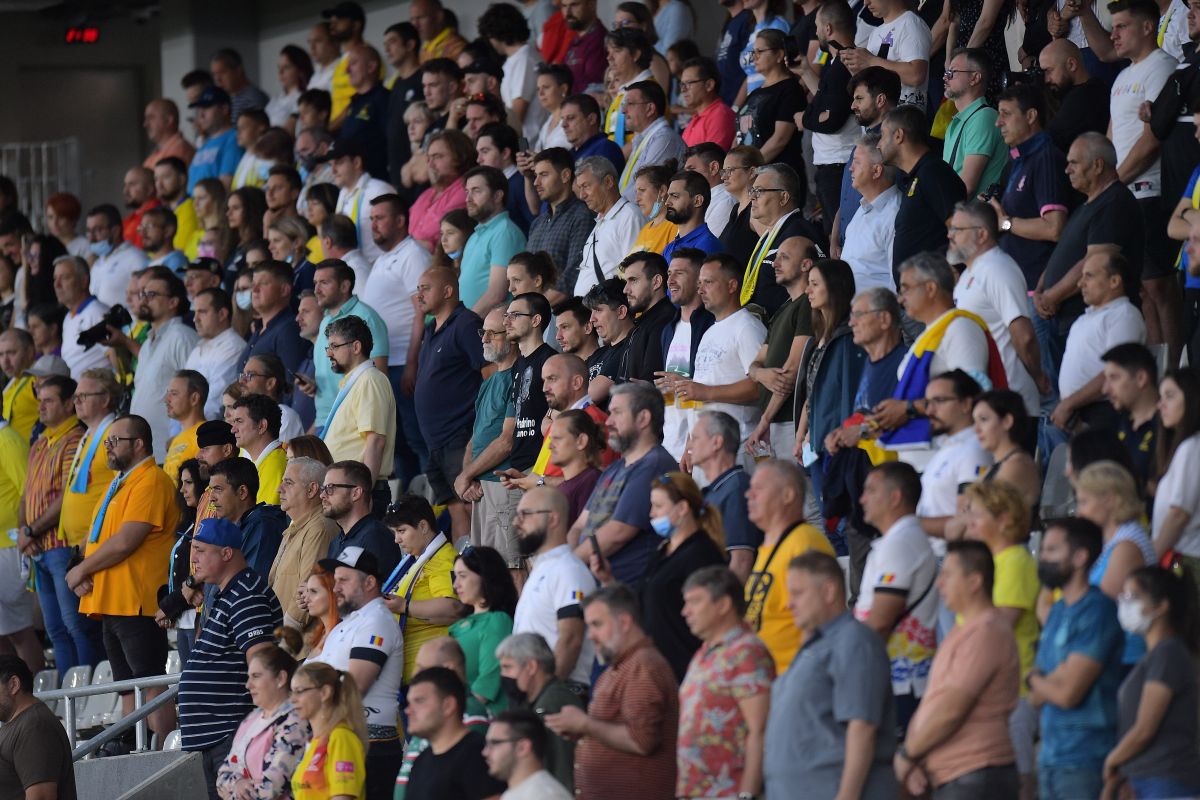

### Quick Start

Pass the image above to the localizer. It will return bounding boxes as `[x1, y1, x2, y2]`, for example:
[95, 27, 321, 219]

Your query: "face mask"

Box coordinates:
[285, 254, 294, 264]
[235, 289, 252, 310]
[1118, 598, 1155, 635]
[297, 154, 317, 173]
[650, 200, 662, 219]
[446, 249, 462, 261]
[1037, 558, 1071, 590]
[650, 515, 674, 538]
[500, 676, 527, 705]
[298, 166, 311, 183]
[197, 244, 217, 258]
[89, 239, 113, 258]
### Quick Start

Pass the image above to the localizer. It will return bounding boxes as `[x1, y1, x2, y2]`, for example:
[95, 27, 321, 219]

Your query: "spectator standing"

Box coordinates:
[0, 330, 37, 441]
[140, 208, 187, 274]
[563, 0, 607, 93]
[831, 67, 901, 252]
[185, 288, 248, 420]
[682, 143, 735, 237]
[523, 149, 596, 300]
[679, 57, 735, 150]
[895, 541, 1020, 798]
[841, 0, 932, 107]
[210, 48, 269, 120]
[410, 130, 474, 252]
[0, 407, 33, 675]
[339, 44, 390, 182]
[245, 261, 306, 374]
[656, 248, 714, 459]
[412, 0, 469, 63]
[321, 460, 402, 579]
[677, 566, 773, 799]
[385, 23, 424, 191]
[228, 395, 286, 505]
[738, 164, 824, 316]
[560, 94, 626, 170]
[329, 139, 397, 265]
[617, 81, 686, 202]
[475, 124, 536, 235]
[1150, 368, 1200, 569]
[482, 4, 548, 146]
[840, 133, 900, 292]
[574, 156, 642, 297]
[208, 457, 286, 577]
[941, 49, 1008, 195]
[736, 30, 806, 169]
[143, 98, 196, 168]
[1028, 518, 1125, 800]
[622, 252, 677, 381]
[86, 204, 150, 309]
[238, 355, 304, 443]
[691, 410, 763, 582]
[162, 371, 206, 484]
[544, 586, 678, 800]
[1038, 39, 1110, 152]
[461, 166, 528, 315]
[178, 517, 283, 797]
[122, 166, 160, 251]
[188, 87, 244, 192]
[1101, 343, 1160, 489]
[0, 655, 78, 800]
[271, 457, 339, 627]
[764, 551, 897, 799]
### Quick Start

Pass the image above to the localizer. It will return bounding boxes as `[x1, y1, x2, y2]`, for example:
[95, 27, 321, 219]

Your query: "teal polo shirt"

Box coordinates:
[313, 295, 391, 426]
[943, 97, 1009, 194]
[458, 211, 527, 311]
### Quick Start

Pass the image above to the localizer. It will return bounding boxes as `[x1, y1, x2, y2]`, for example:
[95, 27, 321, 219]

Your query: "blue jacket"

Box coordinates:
[239, 503, 288, 578]
[795, 324, 865, 456]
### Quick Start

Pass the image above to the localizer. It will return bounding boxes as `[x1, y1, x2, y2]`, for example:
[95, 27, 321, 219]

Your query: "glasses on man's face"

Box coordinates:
[504, 311, 533, 320]
[678, 78, 707, 89]
[748, 187, 786, 200]
[139, 289, 164, 300]
[240, 371, 267, 381]
[104, 435, 138, 448]
[943, 68, 978, 79]
[477, 328, 506, 339]
[946, 225, 982, 236]
[325, 340, 353, 354]
[319, 483, 356, 495]
[513, 509, 551, 520]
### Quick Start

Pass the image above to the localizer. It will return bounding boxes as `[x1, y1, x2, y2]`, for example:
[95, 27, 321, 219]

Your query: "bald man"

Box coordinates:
[415, 267, 487, 544]
[1039, 39, 1110, 153]
[143, 98, 195, 168]
[339, 44, 390, 181]
[122, 166, 159, 249]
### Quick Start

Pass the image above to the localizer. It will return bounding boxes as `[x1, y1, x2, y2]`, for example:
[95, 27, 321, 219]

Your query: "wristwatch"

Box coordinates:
[1000, 217, 1013, 233]
[905, 400, 919, 420]
[536, 476, 546, 487]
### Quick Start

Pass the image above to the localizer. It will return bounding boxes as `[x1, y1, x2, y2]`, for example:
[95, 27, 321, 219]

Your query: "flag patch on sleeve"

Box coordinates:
[368, 635, 384, 646]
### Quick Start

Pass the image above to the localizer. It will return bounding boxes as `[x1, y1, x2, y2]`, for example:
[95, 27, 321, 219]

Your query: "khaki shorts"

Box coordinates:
[0, 548, 33, 635]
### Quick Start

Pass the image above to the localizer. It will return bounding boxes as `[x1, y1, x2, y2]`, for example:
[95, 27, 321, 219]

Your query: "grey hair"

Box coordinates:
[285, 456, 327, 487]
[899, 252, 955, 296]
[758, 458, 810, 505]
[494, 632, 556, 675]
[299, 126, 335, 147]
[697, 410, 741, 456]
[1074, 132, 1118, 170]
[611, 381, 664, 441]
[952, 199, 999, 241]
[855, 132, 896, 183]
[403, 100, 434, 125]
[683, 565, 748, 616]
[755, 163, 802, 207]
[576, 155, 619, 183]
[53, 254, 90, 283]
[854, 287, 901, 331]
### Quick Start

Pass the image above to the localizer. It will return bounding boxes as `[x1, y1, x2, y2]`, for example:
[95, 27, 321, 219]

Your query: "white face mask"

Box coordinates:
[1117, 598, 1155, 635]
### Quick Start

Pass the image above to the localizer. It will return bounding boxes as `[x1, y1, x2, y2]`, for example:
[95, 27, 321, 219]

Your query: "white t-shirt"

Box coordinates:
[896, 310, 990, 387]
[866, 12, 932, 108]
[1059, 296, 1147, 400]
[705, 183, 736, 238]
[917, 426, 993, 558]
[691, 308, 766, 442]
[90, 241, 149, 310]
[953, 247, 1039, 415]
[514, 544, 597, 685]
[662, 321, 692, 461]
[1153, 434, 1200, 556]
[1110, 49, 1176, 199]
[575, 198, 644, 296]
[853, 514, 939, 696]
[812, 115, 861, 166]
[307, 596, 404, 729]
[363, 237, 431, 367]
[503, 45, 549, 145]
[1159, 0, 1190, 62]
[502, 770, 574, 800]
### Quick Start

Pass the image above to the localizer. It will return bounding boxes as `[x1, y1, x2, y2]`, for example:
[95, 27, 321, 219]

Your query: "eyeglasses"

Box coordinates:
[946, 225, 982, 235]
[751, 47, 780, 57]
[943, 68, 979, 78]
[718, 166, 750, 178]
[290, 686, 319, 697]
[319, 483, 356, 495]
[623, 100, 651, 107]
[104, 435, 138, 447]
[897, 281, 931, 295]
[513, 509, 552, 519]
[748, 187, 787, 199]
[74, 391, 107, 400]
[139, 289, 164, 300]
[678, 78, 707, 88]
[240, 371, 268, 381]
[324, 341, 354, 354]
[504, 311, 534, 320]
[477, 328, 506, 339]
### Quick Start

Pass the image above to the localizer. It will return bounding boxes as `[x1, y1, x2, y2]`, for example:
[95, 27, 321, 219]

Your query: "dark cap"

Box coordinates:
[316, 137, 368, 163]
[322, 1, 365, 22]
[318, 545, 383, 581]
[185, 257, 223, 276]
[463, 60, 503, 80]
[196, 420, 237, 449]
[188, 85, 232, 109]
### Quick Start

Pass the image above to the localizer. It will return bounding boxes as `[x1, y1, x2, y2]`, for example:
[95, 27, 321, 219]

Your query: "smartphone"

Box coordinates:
[518, 136, 530, 152]
[293, 371, 315, 387]
[588, 533, 604, 564]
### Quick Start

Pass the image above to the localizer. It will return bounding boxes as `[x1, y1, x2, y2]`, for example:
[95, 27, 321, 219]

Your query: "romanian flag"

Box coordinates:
[368, 635, 384, 647]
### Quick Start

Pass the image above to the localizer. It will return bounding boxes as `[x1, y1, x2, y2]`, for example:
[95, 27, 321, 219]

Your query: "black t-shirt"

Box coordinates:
[509, 342, 557, 471]
[0, 702, 77, 800]
[738, 77, 808, 175]
[998, 132, 1077, 290]
[625, 296, 678, 382]
[1042, 180, 1144, 321]
[586, 346, 607, 383]
[892, 150, 966, 278]
[1117, 411, 1158, 490]
[339, 83, 391, 182]
[1046, 80, 1111, 154]
[802, 56, 854, 136]
[597, 335, 631, 383]
[1150, 54, 1200, 207]
[638, 532, 726, 682]
[407, 729, 507, 800]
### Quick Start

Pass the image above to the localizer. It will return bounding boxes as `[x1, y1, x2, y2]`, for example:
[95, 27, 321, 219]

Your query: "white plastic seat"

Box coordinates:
[1040, 442, 1074, 522]
[33, 669, 59, 715]
[55, 665, 92, 720]
[165, 650, 181, 675]
[162, 729, 182, 751]
[79, 660, 116, 729]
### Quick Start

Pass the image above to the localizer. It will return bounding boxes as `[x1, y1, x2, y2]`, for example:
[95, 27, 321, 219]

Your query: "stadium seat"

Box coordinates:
[79, 660, 117, 729]
[162, 729, 182, 751]
[165, 650, 182, 675]
[33, 668, 59, 714]
[55, 665, 93, 720]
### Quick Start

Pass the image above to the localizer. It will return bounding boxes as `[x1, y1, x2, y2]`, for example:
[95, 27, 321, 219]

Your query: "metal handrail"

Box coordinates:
[37, 674, 180, 758]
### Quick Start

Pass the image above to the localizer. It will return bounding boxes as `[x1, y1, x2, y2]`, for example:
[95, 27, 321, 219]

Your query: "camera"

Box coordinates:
[77, 304, 132, 350]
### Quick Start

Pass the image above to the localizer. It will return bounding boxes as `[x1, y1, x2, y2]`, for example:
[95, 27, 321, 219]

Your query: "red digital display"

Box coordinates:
[65, 26, 100, 44]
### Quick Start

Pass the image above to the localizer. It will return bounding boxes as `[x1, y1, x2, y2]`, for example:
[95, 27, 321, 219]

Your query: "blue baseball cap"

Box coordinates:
[194, 518, 243, 549]
[189, 85, 232, 109]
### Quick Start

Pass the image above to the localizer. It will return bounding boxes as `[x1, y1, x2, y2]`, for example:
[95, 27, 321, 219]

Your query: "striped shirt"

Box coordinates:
[177, 568, 282, 751]
[24, 417, 83, 550]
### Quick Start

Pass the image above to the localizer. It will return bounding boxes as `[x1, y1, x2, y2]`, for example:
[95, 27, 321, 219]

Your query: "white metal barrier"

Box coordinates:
[37, 673, 179, 759]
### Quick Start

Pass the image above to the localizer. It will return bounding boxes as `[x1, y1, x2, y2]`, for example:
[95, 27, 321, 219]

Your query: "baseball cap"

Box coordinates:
[463, 60, 503, 80]
[189, 86, 232, 109]
[322, 2, 365, 23]
[26, 355, 70, 379]
[196, 420, 237, 449]
[318, 545, 383, 581]
[316, 138, 369, 163]
[185, 257, 223, 276]
[194, 517, 243, 549]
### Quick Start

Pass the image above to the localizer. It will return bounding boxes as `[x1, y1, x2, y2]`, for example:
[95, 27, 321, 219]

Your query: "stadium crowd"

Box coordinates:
[2, 0, 1200, 797]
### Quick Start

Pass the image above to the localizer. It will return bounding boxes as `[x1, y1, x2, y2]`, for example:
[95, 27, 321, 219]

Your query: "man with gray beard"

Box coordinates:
[455, 306, 524, 568]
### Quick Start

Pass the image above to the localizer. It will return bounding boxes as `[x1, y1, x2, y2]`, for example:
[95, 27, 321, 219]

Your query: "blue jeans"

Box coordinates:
[176, 627, 195, 665]
[1039, 763, 1104, 800]
[34, 546, 104, 671]
[1128, 776, 1200, 799]
[387, 365, 428, 489]
[1028, 296, 1061, 415]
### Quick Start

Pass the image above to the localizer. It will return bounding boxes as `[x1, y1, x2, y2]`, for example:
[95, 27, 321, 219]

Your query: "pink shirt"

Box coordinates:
[682, 101, 736, 151]
[409, 176, 467, 251]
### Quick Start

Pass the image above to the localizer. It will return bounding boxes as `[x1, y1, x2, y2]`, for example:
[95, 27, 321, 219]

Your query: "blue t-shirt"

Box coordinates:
[415, 304, 486, 449]
[188, 128, 244, 192]
[1178, 165, 1200, 290]
[1035, 585, 1124, 768]
[458, 212, 526, 311]
[716, 10, 754, 107]
[663, 223, 724, 262]
[702, 465, 763, 552]
[854, 343, 906, 412]
[574, 133, 627, 174]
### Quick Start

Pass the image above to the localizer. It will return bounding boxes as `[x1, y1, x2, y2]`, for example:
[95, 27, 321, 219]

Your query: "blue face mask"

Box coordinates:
[298, 166, 311, 183]
[446, 249, 462, 261]
[285, 254, 294, 264]
[89, 239, 113, 258]
[650, 515, 674, 538]
[235, 289, 252, 310]
[650, 200, 662, 219]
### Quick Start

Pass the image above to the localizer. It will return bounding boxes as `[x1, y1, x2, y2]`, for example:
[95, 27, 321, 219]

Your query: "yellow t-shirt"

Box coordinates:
[631, 219, 678, 257]
[79, 459, 179, 617]
[331, 54, 354, 123]
[306, 235, 325, 264]
[172, 197, 199, 255]
[0, 422, 29, 543]
[291, 722, 366, 800]
[993, 544, 1041, 695]
[255, 445, 287, 505]
[163, 422, 200, 487]
[323, 367, 396, 480]
[393, 541, 458, 682]
[745, 522, 836, 676]
[60, 423, 116, 547]
[2, 376, 37, 444]
[183, 228, 203, 261]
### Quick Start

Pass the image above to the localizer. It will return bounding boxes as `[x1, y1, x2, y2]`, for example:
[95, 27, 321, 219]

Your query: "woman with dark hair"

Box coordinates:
[737, 28, 805, 165]
[793, 259, 863, 509]
[225, 186, 267, 275]
[433, 208, 477, 271]
[973, 389, 1040, 510]
[631, 162, 678, 254]
[268, 44, 314, 133]
[18, 234, 65, 329]
[156, 458, 209, 662]
[450, 545, 518, 715]
[26, 303, 63, 357]
[284, 434, 333, 466]
[1102, 566, 1200, 799]
[191, 178, 231, 261]
[604, 27, 656, 148]
[735, 0, 790, 104]
[231, 270, 256, 339]
[1152, 368, 1200, 571]
[717, 145, 767, 261]
[613, 2, 675, 87]
[505, 250, 558, 297]
[535, 64, 574, 150]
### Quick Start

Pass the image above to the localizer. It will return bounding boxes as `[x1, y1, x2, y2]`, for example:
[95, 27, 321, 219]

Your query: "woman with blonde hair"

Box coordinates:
[190, 178, 231, 261]
[589, 470, 725, 681]
[401, 101, 435, 190]
[267, 215, 316, 295]
[289, 662, 368, 800]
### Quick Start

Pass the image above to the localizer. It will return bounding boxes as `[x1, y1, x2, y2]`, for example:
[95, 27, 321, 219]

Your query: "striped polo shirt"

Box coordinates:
[177, 568, 282, 751]
[24, 417, 83, 550]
